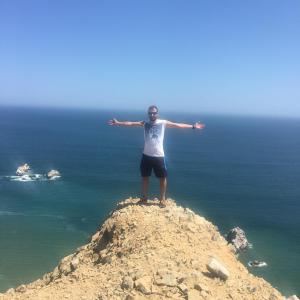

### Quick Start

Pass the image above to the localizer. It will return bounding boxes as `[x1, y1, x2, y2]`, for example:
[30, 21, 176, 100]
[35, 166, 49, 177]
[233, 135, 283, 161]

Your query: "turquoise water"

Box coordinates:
[0, 106, 299, 296]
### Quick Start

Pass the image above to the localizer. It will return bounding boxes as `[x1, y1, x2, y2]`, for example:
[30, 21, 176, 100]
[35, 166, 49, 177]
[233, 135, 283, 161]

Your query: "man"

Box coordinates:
[108, 105, 205, 207]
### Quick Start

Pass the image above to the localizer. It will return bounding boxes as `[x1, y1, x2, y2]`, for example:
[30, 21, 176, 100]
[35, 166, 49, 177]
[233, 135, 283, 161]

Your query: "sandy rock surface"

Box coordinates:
[0, 198, 286, 300]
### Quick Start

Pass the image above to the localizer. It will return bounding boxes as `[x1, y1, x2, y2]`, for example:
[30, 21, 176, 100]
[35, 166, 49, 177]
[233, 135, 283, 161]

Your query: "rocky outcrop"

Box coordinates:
[226, 226, 250, 253]
[0, 198, 288, 300]
[47, 170, 60, 179]
[16, 163, 30, 176]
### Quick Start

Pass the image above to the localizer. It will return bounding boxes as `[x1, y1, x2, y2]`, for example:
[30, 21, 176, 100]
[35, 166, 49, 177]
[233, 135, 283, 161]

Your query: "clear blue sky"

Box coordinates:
[0, 0, 299, 117]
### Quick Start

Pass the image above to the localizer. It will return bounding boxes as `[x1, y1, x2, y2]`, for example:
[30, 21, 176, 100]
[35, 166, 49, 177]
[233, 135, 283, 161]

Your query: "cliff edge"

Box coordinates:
[0, 198, 287, 300]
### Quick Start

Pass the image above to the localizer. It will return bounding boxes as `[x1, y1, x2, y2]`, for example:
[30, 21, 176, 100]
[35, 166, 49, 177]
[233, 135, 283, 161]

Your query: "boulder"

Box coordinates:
[16, 163, 30, 175]
[287, 296, 299, 300]
[207, 258, 229, 280]
[47, 169, 61, 179]
[226, 227, 250, 253]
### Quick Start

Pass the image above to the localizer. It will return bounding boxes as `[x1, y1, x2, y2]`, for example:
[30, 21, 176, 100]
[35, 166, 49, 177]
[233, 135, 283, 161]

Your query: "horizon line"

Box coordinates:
[0, 103, 300, 120]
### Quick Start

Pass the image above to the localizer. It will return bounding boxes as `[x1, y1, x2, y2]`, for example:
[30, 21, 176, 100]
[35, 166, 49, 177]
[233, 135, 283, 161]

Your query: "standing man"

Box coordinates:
[108, 105, 205, 207]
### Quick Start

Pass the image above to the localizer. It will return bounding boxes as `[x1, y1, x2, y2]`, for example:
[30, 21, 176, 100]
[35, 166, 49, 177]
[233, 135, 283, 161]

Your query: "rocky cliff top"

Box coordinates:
[0, 198, 288, 300]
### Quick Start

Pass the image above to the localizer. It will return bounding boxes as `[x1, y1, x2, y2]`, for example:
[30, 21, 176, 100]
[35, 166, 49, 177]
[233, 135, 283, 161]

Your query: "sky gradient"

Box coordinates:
[1, 0, 300, 117]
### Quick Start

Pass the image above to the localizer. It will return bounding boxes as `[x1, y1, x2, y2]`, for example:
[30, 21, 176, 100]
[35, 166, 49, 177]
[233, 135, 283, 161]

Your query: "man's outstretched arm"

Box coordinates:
[108, 118, 144, 127]
[166, 120, 205, 129]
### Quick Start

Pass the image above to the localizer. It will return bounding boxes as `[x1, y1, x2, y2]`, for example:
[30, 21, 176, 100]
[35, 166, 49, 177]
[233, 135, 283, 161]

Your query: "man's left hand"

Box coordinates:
[194, 122, 205, 129]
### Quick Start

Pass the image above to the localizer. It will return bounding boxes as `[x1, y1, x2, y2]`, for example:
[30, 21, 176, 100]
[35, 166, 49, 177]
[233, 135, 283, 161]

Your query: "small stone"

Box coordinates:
[101, 255, 112, 264]
[186, 222, 197, 233]
[194, 283, 210, 293]
[70, 257, 80, 270]
[58, 256, 72, 275]
[134, 276, 152, 295]
[77, 244, 88, 252]
[50, 266, 61, 281]
[180, 271, 202, 288]
[70, 273, 79, 281]
[92, 253, 100, 262]
[211, 233, 219, 241]
[190, 259, 201, 270]
[185, 208, 195, 220]
[267, 291, 282, 300]
[207, 258, 229, 280]
[91, 232, 100, 242]
[131, 269, 145, 280]
[201, 290, 208, 297]
[42, 273, 51, 285]
[99, 249, 107, 258]
[156, 270, 177, 287]
[122, 276, 134, 290]
[287, 296, 299, 300]
[178, 283, 188, 294]
[15, 285, 26, 293]
[247, 286, 257, 293]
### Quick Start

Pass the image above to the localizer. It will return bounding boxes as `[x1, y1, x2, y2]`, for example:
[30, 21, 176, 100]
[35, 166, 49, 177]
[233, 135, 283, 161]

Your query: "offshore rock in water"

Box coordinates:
[248, 260, 267, 268]
[287, 295, 300, 300]
[47, 170, 61, 179]
[226, 227, 250, 253]
[16, 163, 30, 176]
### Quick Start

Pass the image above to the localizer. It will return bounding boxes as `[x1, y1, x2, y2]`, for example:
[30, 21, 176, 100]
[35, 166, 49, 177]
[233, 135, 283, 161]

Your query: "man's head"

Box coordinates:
[148, 105, 159, 122]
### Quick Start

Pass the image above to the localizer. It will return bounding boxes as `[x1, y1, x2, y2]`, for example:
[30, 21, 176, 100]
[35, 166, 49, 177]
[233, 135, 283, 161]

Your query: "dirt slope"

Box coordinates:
[0, 198, 286, 300]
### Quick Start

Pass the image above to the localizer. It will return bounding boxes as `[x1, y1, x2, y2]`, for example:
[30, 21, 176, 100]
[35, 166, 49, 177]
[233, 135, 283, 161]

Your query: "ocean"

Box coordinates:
[0, 106, 299, 296]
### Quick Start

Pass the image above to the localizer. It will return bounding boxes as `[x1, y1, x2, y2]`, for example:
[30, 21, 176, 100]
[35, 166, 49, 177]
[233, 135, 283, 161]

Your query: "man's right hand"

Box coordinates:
[108, 118, 119, 125]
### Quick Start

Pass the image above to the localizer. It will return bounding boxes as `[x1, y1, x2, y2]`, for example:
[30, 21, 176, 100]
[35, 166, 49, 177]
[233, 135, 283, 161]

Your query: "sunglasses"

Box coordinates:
[148, 112, 158, 115]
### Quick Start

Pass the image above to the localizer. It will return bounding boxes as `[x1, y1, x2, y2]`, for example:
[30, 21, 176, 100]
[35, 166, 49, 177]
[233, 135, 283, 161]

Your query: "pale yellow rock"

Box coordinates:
[207, 257, 230, 280]
[134, 276, 152, 295]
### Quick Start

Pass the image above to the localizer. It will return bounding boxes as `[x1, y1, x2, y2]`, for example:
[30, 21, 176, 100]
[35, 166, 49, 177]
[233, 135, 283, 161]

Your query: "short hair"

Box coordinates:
[148, 105, 158, 112]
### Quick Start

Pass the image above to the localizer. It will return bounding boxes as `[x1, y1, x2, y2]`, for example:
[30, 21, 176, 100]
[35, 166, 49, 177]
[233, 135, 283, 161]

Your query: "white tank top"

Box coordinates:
[143, 119, 166, 157]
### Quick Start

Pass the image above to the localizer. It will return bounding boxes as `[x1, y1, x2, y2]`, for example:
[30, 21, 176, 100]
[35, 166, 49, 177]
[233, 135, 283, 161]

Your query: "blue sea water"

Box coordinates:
[0, 106, 299, 296]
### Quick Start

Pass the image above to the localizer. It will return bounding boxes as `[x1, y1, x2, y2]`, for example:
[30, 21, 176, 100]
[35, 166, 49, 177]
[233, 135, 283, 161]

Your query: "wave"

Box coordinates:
[0, 211, 65, 220]
[248, 261, 268, 268]
[0, 211, 27, 216]
[38, 214, 65, 220]
[2, 174, 61, 182]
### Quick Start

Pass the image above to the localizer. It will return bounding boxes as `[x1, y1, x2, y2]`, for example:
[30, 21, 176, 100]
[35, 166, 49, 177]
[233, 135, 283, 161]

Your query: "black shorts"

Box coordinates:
[140, 154, 167, 178]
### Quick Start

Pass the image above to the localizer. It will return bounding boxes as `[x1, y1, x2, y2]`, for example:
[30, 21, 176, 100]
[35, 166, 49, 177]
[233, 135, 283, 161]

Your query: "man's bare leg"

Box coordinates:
[140, 177, 149, 203]
[159, 177, 167, 206]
